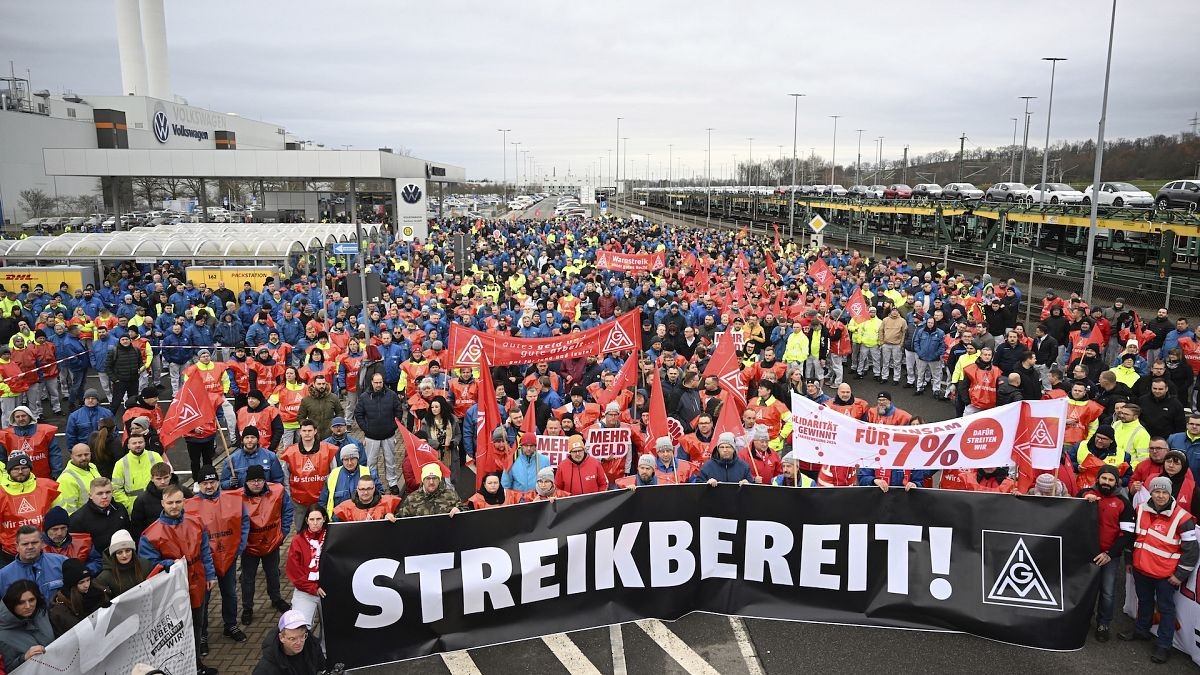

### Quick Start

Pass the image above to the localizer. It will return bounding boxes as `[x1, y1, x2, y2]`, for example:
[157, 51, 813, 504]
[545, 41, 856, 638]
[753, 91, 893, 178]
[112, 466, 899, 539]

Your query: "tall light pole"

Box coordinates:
[1039, 57, 1066, 205]
[829, 115, 840, 187]
[706, 127, 713, 224]
[1018, 96, 1037, 183]
[512, 141, 521, 191]
[747, 137, 754, 185]
[876, 137, 884, 184]
[1008, 118, 1018, 180]
[787, 94, 804, 238]
[622, 138, 629, 192]
[1083, 2, 1116, 303]
[498, 129, 510, 205]
[615, 117, 622, 206]
[855, 129, 865, 186]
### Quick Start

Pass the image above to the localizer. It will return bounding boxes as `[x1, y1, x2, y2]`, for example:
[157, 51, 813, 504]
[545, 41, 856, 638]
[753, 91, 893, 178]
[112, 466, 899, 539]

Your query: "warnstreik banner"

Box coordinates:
[14, 561, 194, 675]
[447, 309, 642, 367]
[594, 249, 667, 273]
[790, 395, 1067, 471]
[321, 485, 1099, 669]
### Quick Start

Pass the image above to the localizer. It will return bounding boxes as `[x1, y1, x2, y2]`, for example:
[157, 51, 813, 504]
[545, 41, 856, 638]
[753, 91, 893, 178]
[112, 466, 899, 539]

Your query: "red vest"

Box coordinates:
[186, 492, 244, 576]
[44, 532, 93, 566]
[226, 359, 252, 395]
[249, 360, 284, 397]
[0, 425, 58, 479]
[1132, 502, 1192, 579]
[237, 407, 280, 449]
[654, 460, 699, 484]
[142, 516, 207, 607]
[334, 494, 401, 522]
[465, 491, 522, 510]
[964, 363, 1000, 409]
[235, 483, 285, 558]
[339, 353, 364, 393]
[0, 478, 59, 554]
[31, 342, 57, 378]
[278, 442, 338, 506]
[276, 386, 306, 425]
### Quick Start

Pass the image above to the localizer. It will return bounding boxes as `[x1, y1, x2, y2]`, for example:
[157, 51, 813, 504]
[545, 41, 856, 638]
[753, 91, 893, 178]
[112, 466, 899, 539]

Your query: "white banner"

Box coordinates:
[1123, 569, 1200, 667]
[790, 395, 1066, 471]
[14, 561, 195, 675]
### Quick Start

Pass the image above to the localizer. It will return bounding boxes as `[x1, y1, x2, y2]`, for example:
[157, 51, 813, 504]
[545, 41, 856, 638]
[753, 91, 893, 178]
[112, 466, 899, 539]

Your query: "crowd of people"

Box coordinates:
[0, 212, 1195, 670]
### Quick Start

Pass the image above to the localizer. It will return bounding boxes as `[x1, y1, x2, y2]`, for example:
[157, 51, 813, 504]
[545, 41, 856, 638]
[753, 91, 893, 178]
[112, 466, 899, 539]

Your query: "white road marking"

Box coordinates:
[542, 633, 603, 675]
[610, 624, 628, 675]
[441, 650, 483, 675]
[729, 616, 766, 675]
[635, 619, 722, 675]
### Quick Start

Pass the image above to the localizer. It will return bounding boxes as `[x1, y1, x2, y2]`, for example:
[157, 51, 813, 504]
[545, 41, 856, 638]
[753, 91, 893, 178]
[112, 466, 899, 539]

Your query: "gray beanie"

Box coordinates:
[753, 425, 770, 441]
[605, 401, 621, 413]
[780, 451, 797, 465]
[655, 436, 673, 451]
[717, 432, 737, 448]
[1148, 476, 1174, 494]
[537, 466, 555, 481]
[638, 453, 656, 469]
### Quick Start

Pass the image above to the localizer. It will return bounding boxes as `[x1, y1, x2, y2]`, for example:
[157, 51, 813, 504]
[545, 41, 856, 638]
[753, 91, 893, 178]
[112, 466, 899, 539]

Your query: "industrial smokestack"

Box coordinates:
[140, 0, 171, 100]
[114, 0, 147, 96]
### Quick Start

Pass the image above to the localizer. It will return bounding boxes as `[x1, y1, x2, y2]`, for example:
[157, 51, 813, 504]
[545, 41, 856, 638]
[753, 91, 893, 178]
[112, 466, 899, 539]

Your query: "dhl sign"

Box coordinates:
[0, 266, 95, 294]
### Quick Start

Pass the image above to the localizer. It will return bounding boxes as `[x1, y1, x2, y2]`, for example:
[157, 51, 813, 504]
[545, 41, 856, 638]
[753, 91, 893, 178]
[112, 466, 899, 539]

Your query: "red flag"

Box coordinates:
[765, 252, 777, 278]
[734, 271, 746, 305]
[709, 395, 746, 458]
[594, 353, 637, 408]
[159, 375, 218, 450]
[470, 356, 511, 488]
[845, 288, 871, 324]
[772, 223, 781, 251]
[397, 423, 451, 492]
[647, 365, 670, 443]
[737, 226, 748, 240]
[521, 395, 539, 434]
[808, 256, 833, 291]
[702, 330, 747, 409]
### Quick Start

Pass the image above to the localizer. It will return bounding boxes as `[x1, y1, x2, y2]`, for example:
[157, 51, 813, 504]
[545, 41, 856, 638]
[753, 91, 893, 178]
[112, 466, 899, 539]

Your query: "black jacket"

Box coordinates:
[1014, 365, 1042, 402]
[68, 498, 132, 554]
[105, 343, 143, 383]
[1033, 335, 1058, 366]
[252, 630, 327, 675]
[354, 386, 403, 440]
[129, 477, 192, 542]
[996, 381, 1023, 407]
[1138, 392, 1186, 440]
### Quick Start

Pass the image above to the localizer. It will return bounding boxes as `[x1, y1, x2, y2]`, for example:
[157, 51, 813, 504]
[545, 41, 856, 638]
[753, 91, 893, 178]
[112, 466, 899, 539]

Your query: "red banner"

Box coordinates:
[845, 288, 870, 324]
[448, 309, 642, 367]
[594, 249, 666, 273]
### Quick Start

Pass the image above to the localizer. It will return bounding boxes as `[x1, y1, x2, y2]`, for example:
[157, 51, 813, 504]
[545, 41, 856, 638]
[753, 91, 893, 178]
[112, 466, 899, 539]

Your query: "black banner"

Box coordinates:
[321, 485, 1100, 669]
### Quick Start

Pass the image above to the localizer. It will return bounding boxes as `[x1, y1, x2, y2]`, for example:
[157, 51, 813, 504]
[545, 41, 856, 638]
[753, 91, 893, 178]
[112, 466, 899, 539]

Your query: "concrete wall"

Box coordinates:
[86, 96, 287, 150]
[0, 110, 102, 223]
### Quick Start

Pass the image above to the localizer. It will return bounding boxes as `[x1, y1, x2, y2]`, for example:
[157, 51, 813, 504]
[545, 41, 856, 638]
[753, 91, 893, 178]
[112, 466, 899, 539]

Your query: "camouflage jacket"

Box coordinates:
[398, 482, 462, 517]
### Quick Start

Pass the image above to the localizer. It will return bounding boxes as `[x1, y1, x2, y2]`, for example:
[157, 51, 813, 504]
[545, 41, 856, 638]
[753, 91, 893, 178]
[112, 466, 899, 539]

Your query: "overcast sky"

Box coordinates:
[3, 0, 1196, 183]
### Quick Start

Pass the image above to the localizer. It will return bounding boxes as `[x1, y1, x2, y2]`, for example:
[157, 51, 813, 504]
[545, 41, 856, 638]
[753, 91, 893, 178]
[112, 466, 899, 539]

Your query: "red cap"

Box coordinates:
[520, 432, 537, 446]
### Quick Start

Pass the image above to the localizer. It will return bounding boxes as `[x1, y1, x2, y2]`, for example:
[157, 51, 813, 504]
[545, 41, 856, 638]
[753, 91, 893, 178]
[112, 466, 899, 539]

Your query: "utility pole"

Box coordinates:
[747, 138, 754, 185]
[1018, 96, 1037, 183]
[788, 93, 804, 238]
[902, 145, 909, 185]
[498, 128, 510, 206]
[1009, 118, 1018, 181]
[512, 141, 521, 191]
[958, 134, 966, 181]
[1040, 57, 1067, 205]
[829, 115, 840, 187]
[1083, 2, 1116, 303]
[876, 137, 884, 184]
[615, 117, 622, 207]
[1191, 113, 1199, 136]
[855, 129, 865, 185]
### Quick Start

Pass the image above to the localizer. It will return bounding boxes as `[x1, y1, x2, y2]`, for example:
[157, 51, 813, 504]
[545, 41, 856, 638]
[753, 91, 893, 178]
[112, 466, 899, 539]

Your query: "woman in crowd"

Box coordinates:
[0, 580, 55, 668]
[88, 416, 123, 478]
[466, 472, 521, 509]
[285, 505, 327, 628]
[49, 559, 108, 637]
[93, 529, 154, 598]
[422, 395, 458, 468]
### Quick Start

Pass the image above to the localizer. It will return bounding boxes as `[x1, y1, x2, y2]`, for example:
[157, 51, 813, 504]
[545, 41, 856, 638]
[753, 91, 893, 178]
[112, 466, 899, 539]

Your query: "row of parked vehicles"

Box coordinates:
[779, 179, 1197, 210]
[19, 208, 214, 232]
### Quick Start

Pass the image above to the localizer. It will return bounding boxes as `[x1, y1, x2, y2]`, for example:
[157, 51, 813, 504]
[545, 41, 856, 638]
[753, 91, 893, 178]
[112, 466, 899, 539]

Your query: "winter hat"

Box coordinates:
[140, 385, 160, 399]
[717, 432, 737, 448]
[520, 432, 537, 446]
[1093, 425, 1116, 441]
[196, 465, 219, 483]
[1096, 465, 1121, 484]
[1165, 449, 1188, 465]
[241, 425, 260, 439]
[108, 529, 136, 556]
[244, 465, 266, 482]
[6, 453, 30, 472]
[605, 401, 621, 414]
[537, 466, 555, 482]
[42, 505, 70, 532]
[1033, 473, 1059, 495]
[655, 436, 673, 452]
[491, 427, 507, 442]
[247, 389, 265, 402]
[62, 558, 91, 589]
[130, 416, 150, 430]
[780, 451, 797, 465]
[84, 388, 101, 400]
[1148, 476, 1173, 494]
[340, 445, 360, 459]
[567, 435, 586, 450]
[420, 463, 441, 480]
[753, 425, 770, 441]
[279, 609, 308, 631]
[877, 391, 893, 401]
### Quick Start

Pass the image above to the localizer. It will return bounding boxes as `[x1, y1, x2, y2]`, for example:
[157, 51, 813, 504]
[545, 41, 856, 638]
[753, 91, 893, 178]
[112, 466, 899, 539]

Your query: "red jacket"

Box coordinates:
[285, 527, 326, 596]
[738, 447, 782, 483]
[555, 455, 609, 495]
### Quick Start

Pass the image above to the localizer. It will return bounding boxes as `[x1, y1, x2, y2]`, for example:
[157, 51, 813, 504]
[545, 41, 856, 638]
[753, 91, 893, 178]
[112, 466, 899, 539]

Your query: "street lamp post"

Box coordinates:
[829, 115, 840, 188]
[1018, 96, 1036, 183]
[512, 141, 521, 192]
[1038, 57, 1066, 205]
[498, 128, 510, 207]
[1083, 1, 1117, 304]
[706, 128, 713, 225]
[747, 137, 754, 186]
[855, 129, 865, 186]
[788, 93, 804, 238]
[616, 117, 622, 208]
[876, 137, 884, 184]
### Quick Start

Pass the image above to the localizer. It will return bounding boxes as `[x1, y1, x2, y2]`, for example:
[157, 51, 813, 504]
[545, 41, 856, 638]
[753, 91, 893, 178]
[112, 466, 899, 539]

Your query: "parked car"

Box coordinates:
[942, 183, 984, 200]
[865, 185, 886, 199]
[1025, 182, 1085, 205]
[806, 185, 825, 196]
[847, 185, 871, 198]
[821, 185, 848, 197]
[883, 184, 913, 199]
[912, 184, 943, 199]
[984, 182, 1030, 202]
[1081, 181, 1154, 207]
[1154, 179, 1200, 210]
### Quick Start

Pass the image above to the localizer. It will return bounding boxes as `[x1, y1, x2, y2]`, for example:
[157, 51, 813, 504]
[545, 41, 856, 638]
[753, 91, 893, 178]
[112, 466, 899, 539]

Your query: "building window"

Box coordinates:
[67, 108, 76, 118]
[135, 122, 143, 128]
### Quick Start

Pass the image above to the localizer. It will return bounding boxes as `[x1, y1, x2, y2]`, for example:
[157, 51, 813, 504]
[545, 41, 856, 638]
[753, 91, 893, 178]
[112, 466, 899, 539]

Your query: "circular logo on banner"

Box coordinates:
[959, 417, 1004, 461]
[400, 184, 423, 204]
[400, 225, 415, 240]
[152, 104, 170, 143]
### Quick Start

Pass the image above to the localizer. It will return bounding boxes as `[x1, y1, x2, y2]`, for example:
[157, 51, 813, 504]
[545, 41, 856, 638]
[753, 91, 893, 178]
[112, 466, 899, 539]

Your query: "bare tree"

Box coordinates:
[18, 189, 56, 218]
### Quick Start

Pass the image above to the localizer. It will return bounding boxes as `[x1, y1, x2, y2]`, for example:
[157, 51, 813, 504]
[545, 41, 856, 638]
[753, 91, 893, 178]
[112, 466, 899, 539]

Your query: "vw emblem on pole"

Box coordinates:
[152, 104, 170, 143]
[400, 183, 423, 204]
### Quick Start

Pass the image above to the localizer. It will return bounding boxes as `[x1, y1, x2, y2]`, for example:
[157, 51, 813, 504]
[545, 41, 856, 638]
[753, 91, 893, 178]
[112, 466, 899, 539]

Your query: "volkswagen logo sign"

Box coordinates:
[152, 105, 170, 143]
[400, 183, 423, 204]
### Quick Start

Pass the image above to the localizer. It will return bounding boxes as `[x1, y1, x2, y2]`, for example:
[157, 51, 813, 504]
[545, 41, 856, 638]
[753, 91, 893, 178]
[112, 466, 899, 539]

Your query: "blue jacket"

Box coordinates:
[462, 404, 480, 459]
[54, 334, 90, 373]
[319, 464, 383, 517]
[376, 342, 406, 383]
[137, 511, 216, 580]
[699, 455, 754, 483]
[220, 447, 285, 490]
[214, 316, 243, 346]
[160, 331, 193, 364]
[89, 335, 117, 371]
[913, 326, 947, 362]
[501, 451, 551, 493]
[0, 552, 67, 600]
[856, 468, 935, 486]
[41, 532, 102, 575]
[1163, 328, 1196, 354]
[66, 404, 115, 448]
[1168, 432, 1200, 481]
[184, 323, 214, 349]
[324, 434, 365, 463]
[8, 423, 64, 478]
[245, 322, 270, 348]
